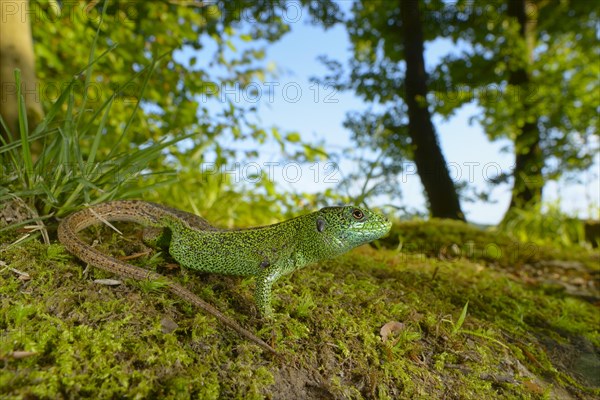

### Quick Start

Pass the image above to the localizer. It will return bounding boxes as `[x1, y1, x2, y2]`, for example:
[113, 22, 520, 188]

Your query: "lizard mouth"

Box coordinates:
[327, 219, 391, 250]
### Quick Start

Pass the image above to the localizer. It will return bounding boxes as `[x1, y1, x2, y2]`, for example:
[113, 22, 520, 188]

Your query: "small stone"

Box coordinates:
[161, 317, 179, 334]
[93, 279, 122, 286]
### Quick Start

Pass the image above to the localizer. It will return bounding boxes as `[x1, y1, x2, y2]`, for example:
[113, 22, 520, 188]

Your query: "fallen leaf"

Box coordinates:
[380, 321, 405, 342]
[0, 351, 38, 360]
[522, 379, 545, 394]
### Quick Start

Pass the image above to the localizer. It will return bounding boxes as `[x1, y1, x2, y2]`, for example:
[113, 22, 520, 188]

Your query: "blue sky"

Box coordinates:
[193, 6, 599, 225]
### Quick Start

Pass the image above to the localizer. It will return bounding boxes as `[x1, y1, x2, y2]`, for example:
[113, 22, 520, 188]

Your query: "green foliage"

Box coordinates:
[0, 47, 190, 234]
[451, 301, 469, 335]
[312, 0, 451, 207]
[445, 301, 510, 349]
[499, 203, 588, 248]
[32, 0, 286, 152]
[18, 0, 342, 226]
[0, 1, 347, 235]
[380, 218, 530, 266]
[311, 0, 598, 212]
[431, 0, 598, 187]
[337, 149, 404, 209]
[379, 216, 598, 271]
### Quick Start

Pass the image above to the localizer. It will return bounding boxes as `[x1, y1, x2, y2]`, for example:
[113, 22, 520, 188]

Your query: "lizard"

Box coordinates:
[57, 200, 392, 354]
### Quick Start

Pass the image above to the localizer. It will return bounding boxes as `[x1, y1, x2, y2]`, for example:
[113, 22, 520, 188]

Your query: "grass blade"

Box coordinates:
[15, 69, 33, 190]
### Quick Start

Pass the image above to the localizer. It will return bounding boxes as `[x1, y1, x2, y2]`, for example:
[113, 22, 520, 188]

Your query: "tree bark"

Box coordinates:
[505, 0, 543, 214]
[400, 0, 465, 220]
[0, 0, 44, 143]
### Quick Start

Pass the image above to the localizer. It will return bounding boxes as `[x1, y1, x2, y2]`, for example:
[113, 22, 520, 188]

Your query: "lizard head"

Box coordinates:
[314, 206, 392, 254]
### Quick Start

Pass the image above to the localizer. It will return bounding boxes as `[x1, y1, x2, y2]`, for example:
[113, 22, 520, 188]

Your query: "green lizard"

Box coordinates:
[58, 200, 391, 352]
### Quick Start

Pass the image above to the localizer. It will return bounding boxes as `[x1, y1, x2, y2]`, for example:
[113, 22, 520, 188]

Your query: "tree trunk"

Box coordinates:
[505, 0, 543, 215]
[400, 0, 465, 220]
[0, 0, 44, 143]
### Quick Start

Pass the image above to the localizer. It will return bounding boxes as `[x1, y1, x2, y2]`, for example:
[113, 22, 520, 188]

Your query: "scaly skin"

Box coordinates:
[58, 200, 392, 351]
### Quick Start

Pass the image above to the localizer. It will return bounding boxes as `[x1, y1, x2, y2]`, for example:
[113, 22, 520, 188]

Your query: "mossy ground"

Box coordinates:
[1, 219, 599, 399]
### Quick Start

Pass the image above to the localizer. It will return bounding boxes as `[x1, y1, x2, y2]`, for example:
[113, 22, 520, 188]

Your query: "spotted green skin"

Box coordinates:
[159, 206, 392, 316]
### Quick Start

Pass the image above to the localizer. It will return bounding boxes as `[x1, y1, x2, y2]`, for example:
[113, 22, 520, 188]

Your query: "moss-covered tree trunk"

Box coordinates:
[400, 0, 464, 221]
[505, 0, 543, 215]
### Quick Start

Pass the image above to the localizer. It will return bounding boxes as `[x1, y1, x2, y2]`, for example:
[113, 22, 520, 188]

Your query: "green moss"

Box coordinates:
[380, 218, 599, 270]
[1, 219, 599, 398]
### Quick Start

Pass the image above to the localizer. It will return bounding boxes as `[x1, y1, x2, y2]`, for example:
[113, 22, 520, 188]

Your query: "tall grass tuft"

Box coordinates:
[0, 47, 190, 243]
[499, 203, 588, 248]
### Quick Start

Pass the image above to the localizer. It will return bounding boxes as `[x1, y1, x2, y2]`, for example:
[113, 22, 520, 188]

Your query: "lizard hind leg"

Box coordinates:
[142, 227, 172, 250]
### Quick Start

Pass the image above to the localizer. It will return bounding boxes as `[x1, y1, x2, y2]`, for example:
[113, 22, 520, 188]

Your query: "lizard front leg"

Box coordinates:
[254, 264, 286, 317]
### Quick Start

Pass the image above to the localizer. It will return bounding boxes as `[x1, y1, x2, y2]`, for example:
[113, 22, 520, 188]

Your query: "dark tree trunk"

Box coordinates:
[506, 0, 543, 214]
[400, 0, 465, 220]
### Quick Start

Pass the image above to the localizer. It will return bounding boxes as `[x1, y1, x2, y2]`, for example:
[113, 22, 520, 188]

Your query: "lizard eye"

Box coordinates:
[352, 209, 364, 220]
[316, 217, 326, 232]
